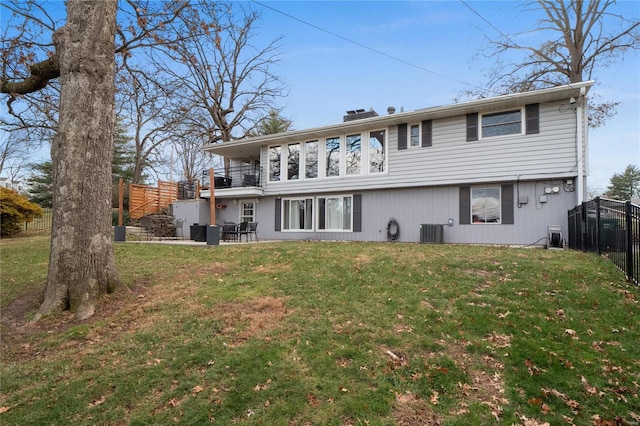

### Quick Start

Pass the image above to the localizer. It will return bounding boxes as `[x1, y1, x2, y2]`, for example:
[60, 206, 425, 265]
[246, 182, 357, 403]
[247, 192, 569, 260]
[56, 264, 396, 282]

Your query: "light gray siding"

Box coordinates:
[252, 180, 575, 246]
[260, 101, 578, 197]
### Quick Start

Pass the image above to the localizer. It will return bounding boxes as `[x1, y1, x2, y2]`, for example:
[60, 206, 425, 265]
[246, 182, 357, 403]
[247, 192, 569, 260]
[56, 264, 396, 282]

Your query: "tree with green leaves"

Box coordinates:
[26, 160, 53, 208]
[112, 121, 136, 184]
[249, 109, 293, 136]
[606, 164, 640, 201]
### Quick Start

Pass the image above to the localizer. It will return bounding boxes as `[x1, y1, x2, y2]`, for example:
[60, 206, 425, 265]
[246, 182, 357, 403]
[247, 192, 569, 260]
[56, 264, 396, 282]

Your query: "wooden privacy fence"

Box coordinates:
[23, 207, 53, 231]
[129, 181, 179, 220]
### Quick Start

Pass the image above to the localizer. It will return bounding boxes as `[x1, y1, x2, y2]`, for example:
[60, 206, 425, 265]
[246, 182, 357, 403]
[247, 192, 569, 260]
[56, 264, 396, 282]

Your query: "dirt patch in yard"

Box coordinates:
[214, 296, 290, 345]
[393, 392, 441, 425]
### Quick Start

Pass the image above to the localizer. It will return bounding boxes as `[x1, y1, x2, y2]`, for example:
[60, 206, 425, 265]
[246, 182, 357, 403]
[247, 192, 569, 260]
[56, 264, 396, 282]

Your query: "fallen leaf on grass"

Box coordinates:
[0, 406, 10, 414]
[307, 393, 319, 406]
[429, 391, 439, 405]
[520, 415, 550, 426]
[192, 385, 204, 395]
[564, 329, 578, 339]
[88, 396, 106, 408]
[580, 376, 599, 395]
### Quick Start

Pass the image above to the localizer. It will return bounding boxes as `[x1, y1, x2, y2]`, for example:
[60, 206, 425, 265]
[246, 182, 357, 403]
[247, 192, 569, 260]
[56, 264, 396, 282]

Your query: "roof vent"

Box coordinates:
[343, 108, 379, 122]
[387, 106, 396, 115]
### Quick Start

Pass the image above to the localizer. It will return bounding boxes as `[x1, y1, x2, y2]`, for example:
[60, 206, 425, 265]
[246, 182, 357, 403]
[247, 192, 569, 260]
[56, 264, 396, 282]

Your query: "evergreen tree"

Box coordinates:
[606, 165, 640, 201]
[26, 161, 53, 208]
[112, 121, 136, 184]
[249, 109, 293, 136]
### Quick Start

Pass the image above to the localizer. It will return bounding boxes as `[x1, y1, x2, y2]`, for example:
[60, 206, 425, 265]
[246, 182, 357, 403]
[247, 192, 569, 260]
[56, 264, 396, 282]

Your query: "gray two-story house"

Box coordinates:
[193, 81, 593, 246]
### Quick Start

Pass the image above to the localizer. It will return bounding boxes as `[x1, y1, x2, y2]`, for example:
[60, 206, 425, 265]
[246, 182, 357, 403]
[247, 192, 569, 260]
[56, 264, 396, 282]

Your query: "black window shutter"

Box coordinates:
[459, 186, 471, 224]
[466, 113, 478, 141]
[274, 198, 281, 231]
[526, 103, 540, 134]
[353, 194, 362, 232]
[398, 123, 407, 150]
[501, 184, 514, 224]
[318, 198, 325, 230]
[421, 120, 432, 147]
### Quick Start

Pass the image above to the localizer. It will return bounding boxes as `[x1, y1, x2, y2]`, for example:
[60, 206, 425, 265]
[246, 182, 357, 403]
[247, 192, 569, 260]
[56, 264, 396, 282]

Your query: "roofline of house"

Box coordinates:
[202, 81, 594, 159]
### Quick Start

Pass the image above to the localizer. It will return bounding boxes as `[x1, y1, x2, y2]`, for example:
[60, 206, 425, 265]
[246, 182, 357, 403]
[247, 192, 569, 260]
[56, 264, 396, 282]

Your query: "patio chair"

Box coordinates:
[238, 221, 250, 242]
[222, 222, 238, 242]
[174, 218, 185, 239]
[139, 216, 154, 240]
[247, 222, 258, 242]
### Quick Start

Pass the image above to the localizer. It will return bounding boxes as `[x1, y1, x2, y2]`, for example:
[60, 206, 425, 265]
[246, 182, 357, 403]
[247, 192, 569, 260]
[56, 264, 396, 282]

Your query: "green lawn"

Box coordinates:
[1, 234, 638, 425]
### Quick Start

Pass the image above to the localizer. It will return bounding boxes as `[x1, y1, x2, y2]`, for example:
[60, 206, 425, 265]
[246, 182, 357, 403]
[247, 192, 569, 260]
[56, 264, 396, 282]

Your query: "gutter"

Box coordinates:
[576, 86, 587, 204]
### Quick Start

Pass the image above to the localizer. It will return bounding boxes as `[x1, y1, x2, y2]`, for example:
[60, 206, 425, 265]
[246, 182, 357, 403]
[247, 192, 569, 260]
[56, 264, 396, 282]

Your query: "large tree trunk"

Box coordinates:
[39, 0, 124, 321]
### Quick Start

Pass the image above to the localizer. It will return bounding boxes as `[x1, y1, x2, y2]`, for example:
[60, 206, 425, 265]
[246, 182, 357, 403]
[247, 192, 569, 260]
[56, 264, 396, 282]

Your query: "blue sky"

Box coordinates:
[2, 1, 638, 192]
[249, 0, 640, 193]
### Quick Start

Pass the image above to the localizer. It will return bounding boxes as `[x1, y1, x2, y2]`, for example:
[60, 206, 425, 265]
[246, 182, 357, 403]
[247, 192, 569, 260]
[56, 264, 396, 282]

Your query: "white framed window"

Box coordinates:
[471, 187, 501, 224]
[410, 124, 420, 147]
[268, 146, 281, 182]
[268, 128, 387, 181]
[287, 143, 300, 180]
[481, 109, 523, 138]
[369, 129, 385, 173]
[240, 200, 256, 223]
[283, 198, 313, 231]
[305, 140, 318, 178]
[318, 195, 352, 231]
[325, 136, 341, 177]
[345, 134, 362, 175]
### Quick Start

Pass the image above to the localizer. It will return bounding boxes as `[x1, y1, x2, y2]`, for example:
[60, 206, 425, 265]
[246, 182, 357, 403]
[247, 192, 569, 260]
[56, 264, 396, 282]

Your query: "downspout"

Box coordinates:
[575, 88, 587, 204]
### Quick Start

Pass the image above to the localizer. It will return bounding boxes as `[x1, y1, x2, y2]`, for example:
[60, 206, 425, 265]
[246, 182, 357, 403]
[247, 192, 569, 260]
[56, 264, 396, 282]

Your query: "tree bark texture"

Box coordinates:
[40, 0, 123, 320]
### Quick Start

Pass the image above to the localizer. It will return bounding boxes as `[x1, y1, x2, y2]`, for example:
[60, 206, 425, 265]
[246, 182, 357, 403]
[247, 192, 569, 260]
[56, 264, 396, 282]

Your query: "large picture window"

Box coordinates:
[471, 187, 501, 223]
[318, 196, 352, 231]
[283, 198, 313, 230]
[481, 110, 522, 138]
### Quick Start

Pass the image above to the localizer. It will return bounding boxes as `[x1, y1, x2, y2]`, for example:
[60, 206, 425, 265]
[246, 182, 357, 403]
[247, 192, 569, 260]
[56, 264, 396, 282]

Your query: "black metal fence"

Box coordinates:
[200, 166, 262, 190]
[23, 207, 52, 231]
[568, 197, 639, 285]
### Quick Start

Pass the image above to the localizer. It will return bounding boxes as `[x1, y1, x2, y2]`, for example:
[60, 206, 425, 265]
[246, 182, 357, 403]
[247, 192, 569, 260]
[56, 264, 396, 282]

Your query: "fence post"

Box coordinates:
[595, 197, 601, 256]
[626, 201, 634, 282]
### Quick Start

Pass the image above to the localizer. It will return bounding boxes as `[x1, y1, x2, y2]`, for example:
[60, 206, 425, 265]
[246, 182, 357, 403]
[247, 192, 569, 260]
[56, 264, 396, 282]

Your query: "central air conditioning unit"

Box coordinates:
[547, 225, 564, 250]
[420, 224, 444, 244]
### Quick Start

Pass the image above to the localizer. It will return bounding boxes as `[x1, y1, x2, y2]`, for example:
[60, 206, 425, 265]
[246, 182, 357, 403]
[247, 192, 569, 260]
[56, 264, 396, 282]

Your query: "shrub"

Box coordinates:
[0, 187, 43, 237]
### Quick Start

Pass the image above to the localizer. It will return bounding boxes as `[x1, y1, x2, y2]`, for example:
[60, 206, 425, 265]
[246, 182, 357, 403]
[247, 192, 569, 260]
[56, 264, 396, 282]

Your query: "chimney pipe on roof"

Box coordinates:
[343, 108, 379, 122]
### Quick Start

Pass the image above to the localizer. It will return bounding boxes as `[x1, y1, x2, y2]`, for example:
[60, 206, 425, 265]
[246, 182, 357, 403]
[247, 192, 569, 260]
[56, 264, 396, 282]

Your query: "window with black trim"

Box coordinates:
[471, 187, 501, 223]
[410, 124, 420, 147]
[459, 184, 514, 225]
[318, 195, 352, 231]
[283, 198, 313, 230]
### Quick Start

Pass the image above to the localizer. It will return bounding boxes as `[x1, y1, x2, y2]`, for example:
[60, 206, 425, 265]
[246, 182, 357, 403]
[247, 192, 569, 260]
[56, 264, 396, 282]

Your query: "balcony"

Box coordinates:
[199, 166, 263, 199]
